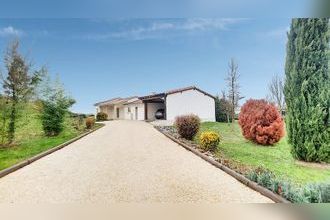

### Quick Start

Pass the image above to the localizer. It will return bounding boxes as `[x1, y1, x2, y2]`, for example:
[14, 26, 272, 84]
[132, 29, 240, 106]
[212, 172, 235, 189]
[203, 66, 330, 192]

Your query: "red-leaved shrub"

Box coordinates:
[238, 99, 284, 145]
[175, 114, 200, 140]
[86, 117, 95, 129]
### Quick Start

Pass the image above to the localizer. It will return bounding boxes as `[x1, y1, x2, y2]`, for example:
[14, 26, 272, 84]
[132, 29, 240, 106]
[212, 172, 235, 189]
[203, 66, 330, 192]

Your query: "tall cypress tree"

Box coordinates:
[284, 18, 330, 162]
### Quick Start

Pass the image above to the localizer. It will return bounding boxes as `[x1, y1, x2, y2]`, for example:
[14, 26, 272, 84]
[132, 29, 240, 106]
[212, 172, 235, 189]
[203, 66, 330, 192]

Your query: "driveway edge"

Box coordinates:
[0, 123, 105, 179]
[154, 126, 290, 203]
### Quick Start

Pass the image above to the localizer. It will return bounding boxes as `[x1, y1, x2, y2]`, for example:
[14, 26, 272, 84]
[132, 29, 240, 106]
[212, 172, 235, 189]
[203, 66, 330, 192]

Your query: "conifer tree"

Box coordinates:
[284, 18, 330, 162]
[1, 40, 40, 143]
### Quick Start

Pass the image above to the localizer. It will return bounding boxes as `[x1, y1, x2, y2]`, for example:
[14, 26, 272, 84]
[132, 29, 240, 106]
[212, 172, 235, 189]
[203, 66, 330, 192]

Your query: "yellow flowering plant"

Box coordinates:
[199, 131, 221, 152]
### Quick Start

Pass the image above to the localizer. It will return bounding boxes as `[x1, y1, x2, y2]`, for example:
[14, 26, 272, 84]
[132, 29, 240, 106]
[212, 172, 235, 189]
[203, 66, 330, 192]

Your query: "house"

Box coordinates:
[94, 86, 216, 122]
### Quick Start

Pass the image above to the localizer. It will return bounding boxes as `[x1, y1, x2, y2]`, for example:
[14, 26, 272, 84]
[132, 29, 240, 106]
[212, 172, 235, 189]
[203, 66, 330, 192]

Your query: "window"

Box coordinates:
[128, 107, 131, 113]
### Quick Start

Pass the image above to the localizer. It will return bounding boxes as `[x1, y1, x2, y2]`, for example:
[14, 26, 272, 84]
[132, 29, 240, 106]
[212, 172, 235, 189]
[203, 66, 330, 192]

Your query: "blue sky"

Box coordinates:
[0, 1, 312, 18]
[0, 18, 291, 113]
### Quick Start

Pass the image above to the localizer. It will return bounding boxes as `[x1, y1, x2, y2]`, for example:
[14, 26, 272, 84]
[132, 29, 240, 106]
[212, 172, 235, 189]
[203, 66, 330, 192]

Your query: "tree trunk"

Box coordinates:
[8, 93, 17, 144]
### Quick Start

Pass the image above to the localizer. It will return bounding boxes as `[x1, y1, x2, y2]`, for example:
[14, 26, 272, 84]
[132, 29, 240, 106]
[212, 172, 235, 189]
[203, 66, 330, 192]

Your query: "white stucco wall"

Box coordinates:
[111, 105, 124, 119]
[146, 103, 165, 120]
[99, 105, 114, 119]
[166, 89, 215, 122]
[124, 103, 145, 120]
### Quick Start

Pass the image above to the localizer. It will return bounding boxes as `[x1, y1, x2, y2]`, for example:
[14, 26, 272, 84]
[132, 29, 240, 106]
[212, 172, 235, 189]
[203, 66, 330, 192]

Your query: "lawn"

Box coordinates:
[0, 131, 78, 170]
[0, 103, 95, 171]
[197, 122, 330, 186]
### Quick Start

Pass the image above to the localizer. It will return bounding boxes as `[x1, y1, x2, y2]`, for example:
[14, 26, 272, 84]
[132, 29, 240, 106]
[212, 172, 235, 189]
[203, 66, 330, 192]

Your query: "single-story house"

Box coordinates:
[94, 86, 216, 122]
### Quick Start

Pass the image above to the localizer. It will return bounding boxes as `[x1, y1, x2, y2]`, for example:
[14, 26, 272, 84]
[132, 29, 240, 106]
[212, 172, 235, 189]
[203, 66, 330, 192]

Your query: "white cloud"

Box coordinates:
[86, 18, 246, 41]
[0, 26, 23, 37]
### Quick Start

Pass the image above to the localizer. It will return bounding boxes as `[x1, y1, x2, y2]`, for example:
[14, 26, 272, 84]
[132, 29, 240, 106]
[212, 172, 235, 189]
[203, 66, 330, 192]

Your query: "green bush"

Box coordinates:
[96, 112, 108, 121]
[215, 96, 232, 122]
[246, 169, 330, 203]
[246, 170, 258, 182]
[174, 114, 200, 140]
[40, 75, 75, 137]
[284, 18, 330, 162]
[319, 184, 330, 202]
[256, 171, 273, 189]
[199, 131, 221, 152]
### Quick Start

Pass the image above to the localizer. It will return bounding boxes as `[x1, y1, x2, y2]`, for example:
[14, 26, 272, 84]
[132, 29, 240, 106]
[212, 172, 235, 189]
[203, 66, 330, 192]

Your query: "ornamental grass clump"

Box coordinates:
[199, 131, 221, 152]
[238, 99, 284, 145]
[174, 114, 200, 140]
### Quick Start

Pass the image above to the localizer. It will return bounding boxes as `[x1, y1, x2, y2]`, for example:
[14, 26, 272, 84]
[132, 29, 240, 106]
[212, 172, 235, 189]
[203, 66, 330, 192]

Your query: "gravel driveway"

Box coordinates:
[0, 120, 272, 203]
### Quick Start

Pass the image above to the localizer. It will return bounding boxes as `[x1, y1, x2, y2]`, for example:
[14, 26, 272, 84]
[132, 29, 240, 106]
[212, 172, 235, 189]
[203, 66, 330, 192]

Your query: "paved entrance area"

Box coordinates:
[0, 120, 272, 203]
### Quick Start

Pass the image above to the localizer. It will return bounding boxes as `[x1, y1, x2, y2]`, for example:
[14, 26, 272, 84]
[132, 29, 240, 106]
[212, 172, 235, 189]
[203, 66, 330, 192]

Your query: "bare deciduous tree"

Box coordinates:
[225, 58, 243, 122]
[267, 74, 285, 114]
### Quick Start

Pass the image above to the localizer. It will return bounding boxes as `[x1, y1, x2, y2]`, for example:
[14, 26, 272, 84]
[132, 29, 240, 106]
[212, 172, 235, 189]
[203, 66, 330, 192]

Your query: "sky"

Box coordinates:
[0, 0, 313, 18]
[0, 18, 293, 114]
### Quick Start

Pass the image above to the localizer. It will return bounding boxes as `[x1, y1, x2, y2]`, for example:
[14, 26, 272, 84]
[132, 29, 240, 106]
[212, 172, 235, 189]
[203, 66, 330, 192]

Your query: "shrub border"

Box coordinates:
[0, 123, 105, 179]
[154, 126, 290, 203]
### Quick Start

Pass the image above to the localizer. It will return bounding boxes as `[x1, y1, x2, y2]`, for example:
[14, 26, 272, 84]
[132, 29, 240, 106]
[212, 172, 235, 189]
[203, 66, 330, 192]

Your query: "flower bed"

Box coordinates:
[156, 126, 253, 175]
[155, 125, 330, 203]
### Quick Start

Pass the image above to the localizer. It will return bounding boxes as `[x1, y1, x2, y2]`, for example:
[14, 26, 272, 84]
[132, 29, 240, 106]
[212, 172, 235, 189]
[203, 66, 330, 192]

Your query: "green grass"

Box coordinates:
[197, 122, 330, 186]
[0, 131, 78, 170]
[0, 103, 90, 171]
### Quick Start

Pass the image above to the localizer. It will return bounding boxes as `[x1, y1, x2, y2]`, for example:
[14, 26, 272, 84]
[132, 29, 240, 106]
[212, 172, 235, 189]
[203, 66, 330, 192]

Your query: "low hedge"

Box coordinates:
[246, 169, 330, 203]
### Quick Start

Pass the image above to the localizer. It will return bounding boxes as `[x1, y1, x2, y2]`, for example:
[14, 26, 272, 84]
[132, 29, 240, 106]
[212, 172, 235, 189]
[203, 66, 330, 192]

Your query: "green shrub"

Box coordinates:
[199, 131, 221, 152]
[319, 184, 330, 202]
[42, 99, 75, 136]
[215, 96, 232, 122]
[270, 178, 281, 194]
[96, 112, 108, 121]
[280, 181, 305, 203]
[246, 170, 258, 182]
[246, 169, 330, 203]
[284, 19, 330, 162]
[39, 71, 75, 137]
[303, 184, 322, 203]
[174, 114, 200, 140]
[257, 171, 273, 190]
[85, 117, 95, 129]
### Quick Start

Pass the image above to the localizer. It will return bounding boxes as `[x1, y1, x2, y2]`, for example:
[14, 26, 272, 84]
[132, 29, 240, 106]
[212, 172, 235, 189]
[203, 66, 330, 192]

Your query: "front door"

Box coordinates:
[135, 107, 138, 120]
[116, 108, 120, 118]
